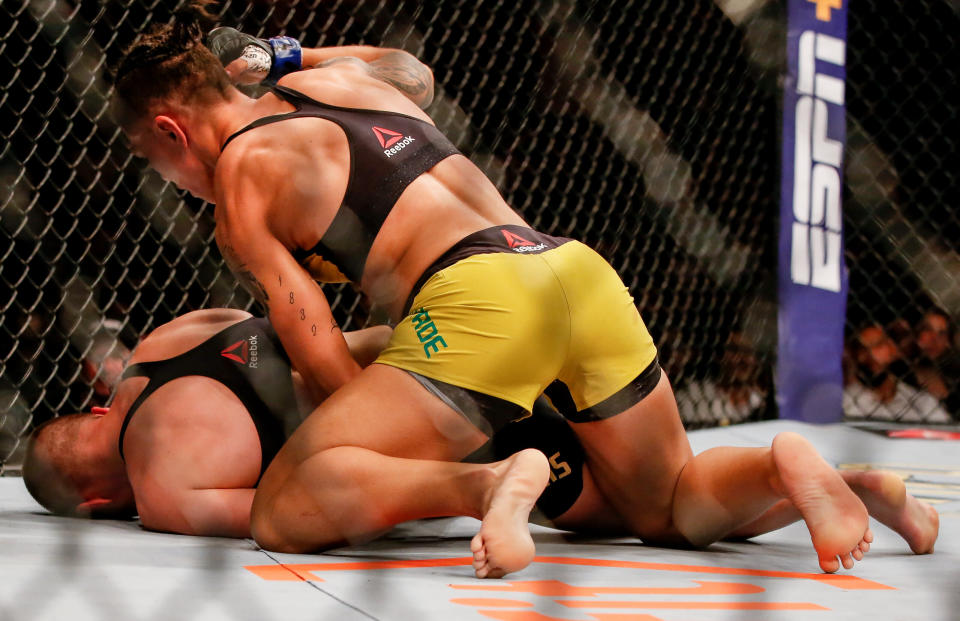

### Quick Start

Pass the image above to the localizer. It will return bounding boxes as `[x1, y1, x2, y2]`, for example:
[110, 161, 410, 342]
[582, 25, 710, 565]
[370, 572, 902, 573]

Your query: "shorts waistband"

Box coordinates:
[404, 225, 572, 314]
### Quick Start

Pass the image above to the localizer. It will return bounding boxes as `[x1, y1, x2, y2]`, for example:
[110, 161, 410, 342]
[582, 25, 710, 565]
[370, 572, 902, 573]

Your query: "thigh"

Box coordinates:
[537, 242, 690, 537]
[258, 363, 489, 497]
[571, 371, 694, 540]
[550, 463, 632, 535]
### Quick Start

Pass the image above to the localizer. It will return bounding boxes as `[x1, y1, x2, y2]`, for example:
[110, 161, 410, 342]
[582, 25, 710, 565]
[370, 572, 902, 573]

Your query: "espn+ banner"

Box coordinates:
[778, 0, 848, 422]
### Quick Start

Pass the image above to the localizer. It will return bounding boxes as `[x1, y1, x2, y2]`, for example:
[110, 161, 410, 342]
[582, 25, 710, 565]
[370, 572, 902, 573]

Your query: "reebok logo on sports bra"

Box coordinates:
[372, 126, 402, 148]
[221, 334, 260, 368]
[223, 86, 461, 284]
[372, 125, 416, 157]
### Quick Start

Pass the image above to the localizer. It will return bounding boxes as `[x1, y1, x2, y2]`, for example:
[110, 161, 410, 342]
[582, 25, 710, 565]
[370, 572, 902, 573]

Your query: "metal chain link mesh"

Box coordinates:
[1, 0, 956, 476]
[842, 1, 960, 424]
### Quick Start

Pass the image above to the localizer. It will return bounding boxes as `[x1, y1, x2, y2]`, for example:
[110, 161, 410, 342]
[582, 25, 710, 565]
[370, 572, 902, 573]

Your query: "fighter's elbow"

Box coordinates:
[416, 63, 435, 109]
[368, 50, 436, 109]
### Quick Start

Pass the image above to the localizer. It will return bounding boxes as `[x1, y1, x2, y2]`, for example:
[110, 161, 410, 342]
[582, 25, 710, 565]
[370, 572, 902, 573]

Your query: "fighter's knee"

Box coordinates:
[670, 465, 725, 547]
[620, 511, 693, 547]
[249, 500, 279, 551]
[249, 490, 301, 553]
[250, 507, 307, 553]
[670, 521, 717, 548]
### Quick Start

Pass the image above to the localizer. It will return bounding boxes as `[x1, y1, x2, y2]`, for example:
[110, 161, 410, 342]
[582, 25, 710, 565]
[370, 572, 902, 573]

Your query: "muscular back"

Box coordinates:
[214, 62, 527, 320]
[111, 309, 280, 535]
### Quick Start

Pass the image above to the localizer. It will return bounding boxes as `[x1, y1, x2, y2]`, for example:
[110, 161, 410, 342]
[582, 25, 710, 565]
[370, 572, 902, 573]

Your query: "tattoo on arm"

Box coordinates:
[330, 317, 340, 333]
[367, 51, 434, 108]
[317, 57, 362, 69]
[221, 242, 270, 307]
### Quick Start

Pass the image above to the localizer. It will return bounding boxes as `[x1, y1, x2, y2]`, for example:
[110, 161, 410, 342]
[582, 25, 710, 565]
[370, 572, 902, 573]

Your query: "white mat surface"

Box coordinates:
[1, 421, 957, 621]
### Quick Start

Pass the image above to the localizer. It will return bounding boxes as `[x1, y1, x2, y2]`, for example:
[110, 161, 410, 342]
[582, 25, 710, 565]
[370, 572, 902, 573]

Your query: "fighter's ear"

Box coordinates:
[154, 115, 188, 147]
[75, 497, 113, 514]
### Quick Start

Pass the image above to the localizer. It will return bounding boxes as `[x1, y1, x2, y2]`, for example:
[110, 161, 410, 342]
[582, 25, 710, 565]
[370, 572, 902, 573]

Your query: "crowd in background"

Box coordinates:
[843, 308, 959, 424]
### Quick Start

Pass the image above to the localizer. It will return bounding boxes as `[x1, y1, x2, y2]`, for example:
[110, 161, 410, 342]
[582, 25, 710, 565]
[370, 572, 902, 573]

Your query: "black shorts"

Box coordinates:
[462, 395, 586, 519]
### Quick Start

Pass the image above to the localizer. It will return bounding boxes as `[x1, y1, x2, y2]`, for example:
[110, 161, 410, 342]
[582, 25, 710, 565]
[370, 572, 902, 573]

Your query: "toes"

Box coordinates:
[473, 550, 486, 571]
[475, 564, 489, 579]
[864, 528, 874, 543]
[840, 553, 854, 570]
[852, 547, 863, 561]
[470, 533, 483, 554]
[820, 556, 840, 573]
[859, 539, 870, 554]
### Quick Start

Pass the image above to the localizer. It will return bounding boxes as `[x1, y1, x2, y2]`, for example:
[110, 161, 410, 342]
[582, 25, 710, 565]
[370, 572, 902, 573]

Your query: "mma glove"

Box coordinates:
[206, 26, 302, 84]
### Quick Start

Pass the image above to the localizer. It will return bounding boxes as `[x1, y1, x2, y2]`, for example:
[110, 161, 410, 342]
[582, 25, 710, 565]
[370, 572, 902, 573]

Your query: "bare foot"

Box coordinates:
[841, 469, 939, 554]
[771, 432, 871, 573]
[470, 449, 550, 579]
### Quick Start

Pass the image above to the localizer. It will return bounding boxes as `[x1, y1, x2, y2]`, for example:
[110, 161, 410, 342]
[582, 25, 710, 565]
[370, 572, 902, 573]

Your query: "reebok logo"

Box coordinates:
[372, 126, 403, 149]
[373, 126, 415, 157]
[501, 229, 546, 253]
[221, 335, 259, 368]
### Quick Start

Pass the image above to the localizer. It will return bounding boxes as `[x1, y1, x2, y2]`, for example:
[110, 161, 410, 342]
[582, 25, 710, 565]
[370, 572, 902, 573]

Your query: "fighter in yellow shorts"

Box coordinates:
[113, 6, 878, 578]
[378, 225, 659, 432]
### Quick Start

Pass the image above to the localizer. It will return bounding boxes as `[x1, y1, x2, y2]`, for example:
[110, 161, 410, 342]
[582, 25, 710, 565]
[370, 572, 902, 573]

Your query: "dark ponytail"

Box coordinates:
[170, 0, 219, 50]
[112, 1, 230, 126]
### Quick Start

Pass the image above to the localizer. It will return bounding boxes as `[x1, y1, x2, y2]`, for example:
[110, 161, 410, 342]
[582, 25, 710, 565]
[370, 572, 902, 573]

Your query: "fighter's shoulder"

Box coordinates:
[278, 62, 405, 107]
[282, 58, 381, 88]
[214, 131, 306, 218]
[132, 310, 252, 360]
[124, 383, 261, 495]
[216, 127, 296, 179]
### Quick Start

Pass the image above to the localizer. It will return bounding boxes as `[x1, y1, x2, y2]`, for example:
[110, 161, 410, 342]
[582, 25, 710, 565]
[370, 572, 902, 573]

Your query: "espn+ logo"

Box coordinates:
[790, 31, 845, 292]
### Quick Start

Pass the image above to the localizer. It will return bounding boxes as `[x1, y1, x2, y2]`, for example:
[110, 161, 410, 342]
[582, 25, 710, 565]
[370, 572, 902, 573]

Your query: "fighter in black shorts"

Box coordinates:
[24, 309, 937, 569]
[21, 309, 589, 532]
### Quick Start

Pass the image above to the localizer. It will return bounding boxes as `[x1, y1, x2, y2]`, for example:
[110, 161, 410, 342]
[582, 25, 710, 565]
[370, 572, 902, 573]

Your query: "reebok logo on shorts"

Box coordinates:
[501, 229, 546, 253]
[221, 335, 259, 368]
[373, 126, 416, 157]
[411, 307, 447, 358]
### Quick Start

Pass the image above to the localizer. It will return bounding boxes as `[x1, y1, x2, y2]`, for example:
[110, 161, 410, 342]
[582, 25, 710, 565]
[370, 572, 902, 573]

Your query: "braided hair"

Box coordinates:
[112, 1, 232, 126]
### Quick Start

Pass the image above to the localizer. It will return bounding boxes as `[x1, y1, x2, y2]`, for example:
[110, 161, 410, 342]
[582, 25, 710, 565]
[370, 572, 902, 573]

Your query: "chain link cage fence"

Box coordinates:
[1, 0, 957, 477]
[842, 1, 960, 425]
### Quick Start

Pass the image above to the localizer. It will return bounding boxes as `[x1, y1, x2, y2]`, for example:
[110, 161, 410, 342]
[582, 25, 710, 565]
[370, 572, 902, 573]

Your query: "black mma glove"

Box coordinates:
[206, 27, 302, 84]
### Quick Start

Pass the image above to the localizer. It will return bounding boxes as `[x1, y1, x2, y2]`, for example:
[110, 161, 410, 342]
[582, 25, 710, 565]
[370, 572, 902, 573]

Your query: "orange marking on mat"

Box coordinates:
[813, 573, 896, 590]
[560, 600, 827, 611]
[245, 555, 894, 590]
[450, 579, 764, 596]
[476, 612, 664, 621]
[531, 556, 895, 590]
[243, 564, 320, 582]
[451, 598, 534, 608]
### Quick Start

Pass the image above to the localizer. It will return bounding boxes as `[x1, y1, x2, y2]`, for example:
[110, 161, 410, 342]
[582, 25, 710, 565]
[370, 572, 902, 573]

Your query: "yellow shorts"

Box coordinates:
[375, 226, 659, 422]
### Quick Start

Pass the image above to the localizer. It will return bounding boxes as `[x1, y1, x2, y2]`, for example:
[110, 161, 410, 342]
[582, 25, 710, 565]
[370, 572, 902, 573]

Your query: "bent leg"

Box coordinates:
[549, 464, 631, 535]
[251, 364, 549, 577]
[568, 372, 871, 571]
[729, 469, 939, 555]
[253, 446, 491, 551]
[568, 372, 693, 543]
[671, 431, 871, 572]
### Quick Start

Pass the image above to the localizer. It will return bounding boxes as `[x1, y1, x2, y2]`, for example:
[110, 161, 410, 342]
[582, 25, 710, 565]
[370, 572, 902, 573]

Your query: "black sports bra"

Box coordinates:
[221, 85, 461, 284]
[117, 318, 299, 479]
